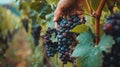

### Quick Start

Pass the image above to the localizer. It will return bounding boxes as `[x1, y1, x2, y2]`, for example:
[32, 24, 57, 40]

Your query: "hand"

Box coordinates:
[53, 0, 86, 22]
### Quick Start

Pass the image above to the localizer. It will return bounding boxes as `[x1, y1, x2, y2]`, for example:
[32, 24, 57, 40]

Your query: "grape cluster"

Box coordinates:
[103, 44, 120, 67]
[44, 28, 58, 57]
[103, 13, 120, 37]
[103, 13, 120, 44]
[57, 15, 86, 64]
[103, 13, 120, 67]
[32, 25, 41, 46]
[21, 18, 29, 32]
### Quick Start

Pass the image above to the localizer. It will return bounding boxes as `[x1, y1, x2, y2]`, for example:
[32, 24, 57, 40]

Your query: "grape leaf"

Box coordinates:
[113, 6, 120, 13]
[32, 46, 44, 67]
[46, 12, 55, 28]
[30, 1, 52, 19]
[98, 34, 115, 53]
[70, 24, 89, 34]
[77, 47, 102, 67]
[77, 30, 94, 44]
[38, 5, 52, 19]
[72, 30, 102, 67]
[72, 43, 94, 57]
[72, 30, 94, 57]
[84, 15, 95, 33]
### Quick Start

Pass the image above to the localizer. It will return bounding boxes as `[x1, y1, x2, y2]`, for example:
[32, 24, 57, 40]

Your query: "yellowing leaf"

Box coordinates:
[46, 0, 59, 5]
[70, 24, 89, 33]
[113, 6, 120, 13]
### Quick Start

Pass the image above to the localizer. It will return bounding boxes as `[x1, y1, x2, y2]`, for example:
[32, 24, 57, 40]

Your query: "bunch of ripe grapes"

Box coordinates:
[44, 28, 58, 57]
[103, 13, 120, 67]
[21, 18, 29, 32]
[57, 15, 85, 64]
[32, 25, 41, 46]
[44, 15, 86, 64]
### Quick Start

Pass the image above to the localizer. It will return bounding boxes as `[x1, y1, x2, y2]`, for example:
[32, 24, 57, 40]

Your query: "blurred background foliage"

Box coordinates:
[0, 0, 120, 67]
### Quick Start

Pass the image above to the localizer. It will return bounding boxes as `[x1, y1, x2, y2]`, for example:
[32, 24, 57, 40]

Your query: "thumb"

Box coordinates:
[53, 9, 63, 22]
[53, 16, 59, 22]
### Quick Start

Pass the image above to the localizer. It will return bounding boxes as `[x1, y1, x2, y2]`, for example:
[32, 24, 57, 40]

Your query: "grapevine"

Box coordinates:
[0, 0, 120, 67]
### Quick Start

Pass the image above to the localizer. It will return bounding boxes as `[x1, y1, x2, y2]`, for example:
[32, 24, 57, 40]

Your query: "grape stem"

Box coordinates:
[72, 59, 77, 67]
[93, 0, 106, 45]
[62, 63, 64, 67]
[72, 34, 79, 44]
[94, 0, 106, 45]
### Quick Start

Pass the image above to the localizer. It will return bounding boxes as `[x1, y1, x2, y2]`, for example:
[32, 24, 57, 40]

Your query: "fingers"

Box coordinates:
[53, 9, 63, 22]
[53, 0, 77, 22]
[67, 9, 84, 19]
[53, 16, 60, 22]
[53, 0, 85, 22]
[54, 10, 84, 22]
[76, 10, 84, 19]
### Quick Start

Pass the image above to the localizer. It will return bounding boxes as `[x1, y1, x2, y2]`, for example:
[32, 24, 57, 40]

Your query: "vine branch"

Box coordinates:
[86, 0, 94, 15]
[62, 63, 64, 67]
[86, 0, 106, 45]
[94, 0, 106, 45]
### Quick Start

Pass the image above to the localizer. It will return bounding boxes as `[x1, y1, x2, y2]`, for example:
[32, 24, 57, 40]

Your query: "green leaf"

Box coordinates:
[46, 12, 55, 28]
[77, 47, 102, 67]
[77, 30, 94, 44]
[31, 46, 44, 67]
[46, 12, 54, 20]
[30, 1, 52, 19]
[46, 0, 59, 5]
[72, 30, 95, 57]
[84, 15, 95, 33]
[38, 4, 52, 19]
[70, 24, 89, 34]
[72, 43, 94, 57]
[98, 34, 115, 53]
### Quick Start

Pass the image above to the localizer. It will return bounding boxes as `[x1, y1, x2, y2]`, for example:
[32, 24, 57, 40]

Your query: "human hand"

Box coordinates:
[53, 0, 86, 28]
[53, 0, 86, 22]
